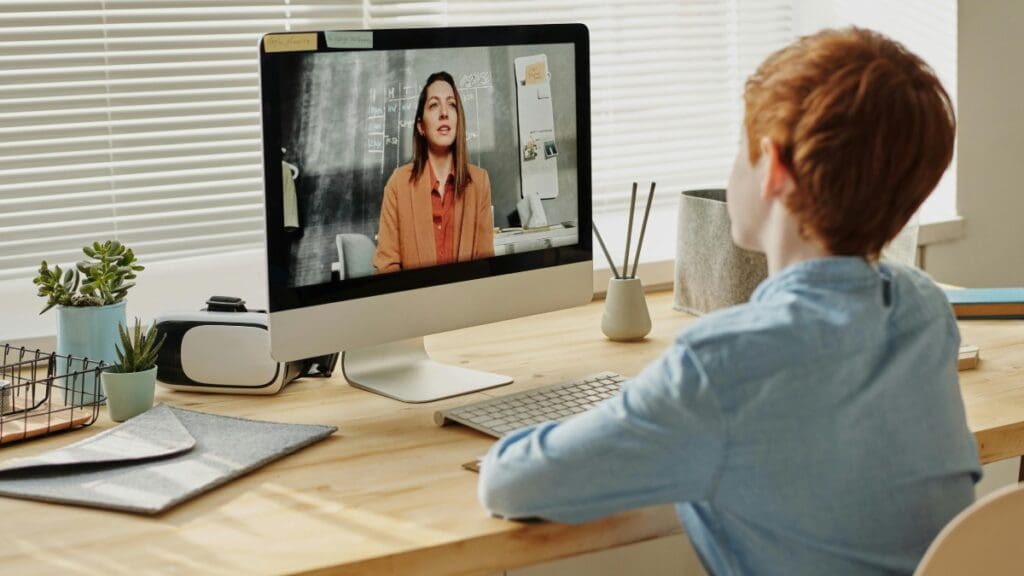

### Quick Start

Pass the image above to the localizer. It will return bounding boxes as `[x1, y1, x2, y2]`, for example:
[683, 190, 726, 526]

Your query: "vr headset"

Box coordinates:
[154, 296, 338, 395]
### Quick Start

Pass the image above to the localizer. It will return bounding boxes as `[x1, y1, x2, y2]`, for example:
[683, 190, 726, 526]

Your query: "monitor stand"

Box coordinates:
[341, 337, 512, 403]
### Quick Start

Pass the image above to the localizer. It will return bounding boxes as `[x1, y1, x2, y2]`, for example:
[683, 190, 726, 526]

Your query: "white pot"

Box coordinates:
[601, 278, 652, 341]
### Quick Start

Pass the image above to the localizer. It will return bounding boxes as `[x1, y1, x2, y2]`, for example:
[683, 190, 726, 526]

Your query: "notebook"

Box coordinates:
[0, 404, 336, 514]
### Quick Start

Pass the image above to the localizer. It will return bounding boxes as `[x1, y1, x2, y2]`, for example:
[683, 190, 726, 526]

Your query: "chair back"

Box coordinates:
[335, 234, 376, 279]
[915, 483, 1024, 576]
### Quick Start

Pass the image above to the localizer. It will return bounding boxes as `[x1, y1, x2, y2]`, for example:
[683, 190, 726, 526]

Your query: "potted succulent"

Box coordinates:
[33, 240, 144, 371]
[101, 318, 166, 422]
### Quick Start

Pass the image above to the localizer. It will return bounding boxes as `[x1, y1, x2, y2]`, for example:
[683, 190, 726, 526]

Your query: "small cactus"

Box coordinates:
[110, 318, 166, 374]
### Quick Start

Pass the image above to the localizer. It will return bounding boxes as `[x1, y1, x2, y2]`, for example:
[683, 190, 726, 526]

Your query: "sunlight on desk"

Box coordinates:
[1, 291, 1023, 575]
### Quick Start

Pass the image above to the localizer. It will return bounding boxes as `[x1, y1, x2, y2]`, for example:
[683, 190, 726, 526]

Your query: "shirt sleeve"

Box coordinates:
[478, 340, 727, 524]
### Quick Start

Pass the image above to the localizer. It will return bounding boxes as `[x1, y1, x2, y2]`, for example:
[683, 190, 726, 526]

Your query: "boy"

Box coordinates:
[478, 28, 981, 575]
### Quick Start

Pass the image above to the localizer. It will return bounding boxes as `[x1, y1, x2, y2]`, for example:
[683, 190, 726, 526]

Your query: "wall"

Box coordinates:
[925, 0, 1024, 501]
[925, 1, 1024, 286]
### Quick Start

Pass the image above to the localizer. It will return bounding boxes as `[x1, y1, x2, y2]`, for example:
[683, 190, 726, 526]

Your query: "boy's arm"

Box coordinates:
[478, 341, 727, 524]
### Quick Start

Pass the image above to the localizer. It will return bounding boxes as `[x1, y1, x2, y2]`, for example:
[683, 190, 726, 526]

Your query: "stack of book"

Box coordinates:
[944, 287, 1024, 319]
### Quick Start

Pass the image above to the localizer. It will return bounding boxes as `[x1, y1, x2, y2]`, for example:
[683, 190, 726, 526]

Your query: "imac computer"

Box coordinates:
[259, 24, 592, 402]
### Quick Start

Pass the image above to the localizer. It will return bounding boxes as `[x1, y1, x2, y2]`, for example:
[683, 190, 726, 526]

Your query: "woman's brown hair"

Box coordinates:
[411, 71, 472, 193]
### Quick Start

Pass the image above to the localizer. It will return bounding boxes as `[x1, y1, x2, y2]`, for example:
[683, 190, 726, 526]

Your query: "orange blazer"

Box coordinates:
[373, 163, 495, 274]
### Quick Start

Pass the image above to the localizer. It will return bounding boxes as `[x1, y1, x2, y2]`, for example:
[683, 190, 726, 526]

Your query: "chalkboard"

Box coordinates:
[278, 43, 578, 287]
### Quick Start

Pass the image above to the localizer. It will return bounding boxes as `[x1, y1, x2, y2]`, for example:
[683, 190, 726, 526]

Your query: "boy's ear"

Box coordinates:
[759, 137, 795, 201]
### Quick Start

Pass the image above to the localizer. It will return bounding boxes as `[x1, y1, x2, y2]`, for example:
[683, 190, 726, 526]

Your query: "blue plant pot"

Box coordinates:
[56, 300, 127, 405]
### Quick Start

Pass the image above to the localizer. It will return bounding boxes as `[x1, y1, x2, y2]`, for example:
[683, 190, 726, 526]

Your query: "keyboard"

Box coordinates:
[433, 372, 627, 437]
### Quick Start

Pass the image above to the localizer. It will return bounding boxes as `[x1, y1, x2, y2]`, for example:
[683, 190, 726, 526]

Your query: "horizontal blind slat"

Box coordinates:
[0, 180, 263, 212]
[0, 205, 265, 240]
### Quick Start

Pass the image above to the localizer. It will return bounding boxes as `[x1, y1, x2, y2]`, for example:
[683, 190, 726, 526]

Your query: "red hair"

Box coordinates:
[744, 27, 955, 257]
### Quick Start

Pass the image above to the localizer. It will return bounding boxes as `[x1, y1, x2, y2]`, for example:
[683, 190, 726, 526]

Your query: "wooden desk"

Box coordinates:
[956, 319, 1024, 464]
[2, 291, 1023, 575]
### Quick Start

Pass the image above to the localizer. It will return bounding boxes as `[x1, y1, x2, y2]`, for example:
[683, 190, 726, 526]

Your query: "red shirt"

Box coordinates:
[428, 163, 456, 265]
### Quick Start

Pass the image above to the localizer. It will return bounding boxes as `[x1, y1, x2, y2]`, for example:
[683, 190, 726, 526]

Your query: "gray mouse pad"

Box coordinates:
[0, 404, 337, 514]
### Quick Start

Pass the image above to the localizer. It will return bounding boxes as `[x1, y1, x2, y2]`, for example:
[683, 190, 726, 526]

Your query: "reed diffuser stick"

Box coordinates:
[630, 182, 656, 278]
[592, 223, 621, 279]
[623, 182, 637, 278]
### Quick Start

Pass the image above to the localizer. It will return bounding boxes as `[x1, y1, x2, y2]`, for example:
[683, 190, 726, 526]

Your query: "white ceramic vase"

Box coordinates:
[601, 278, 652, 341]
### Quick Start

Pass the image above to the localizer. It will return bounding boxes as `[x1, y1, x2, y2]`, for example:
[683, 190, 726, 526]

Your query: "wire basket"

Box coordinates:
[0, 344, 106, 445]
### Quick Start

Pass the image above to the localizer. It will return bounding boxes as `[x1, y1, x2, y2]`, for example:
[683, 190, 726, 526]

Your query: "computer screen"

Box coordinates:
[260, 25, 592, 402]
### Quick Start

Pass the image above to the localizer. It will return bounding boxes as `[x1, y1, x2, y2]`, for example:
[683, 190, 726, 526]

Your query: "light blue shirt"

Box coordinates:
[479, 257, 981, 576]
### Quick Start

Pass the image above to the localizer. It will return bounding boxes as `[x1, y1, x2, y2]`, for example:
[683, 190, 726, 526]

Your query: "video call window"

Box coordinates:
[275, 44, 580, 288]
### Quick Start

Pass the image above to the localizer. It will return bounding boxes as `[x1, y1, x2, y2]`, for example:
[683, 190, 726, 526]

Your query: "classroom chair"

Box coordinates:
[915, 482, 1024, 575]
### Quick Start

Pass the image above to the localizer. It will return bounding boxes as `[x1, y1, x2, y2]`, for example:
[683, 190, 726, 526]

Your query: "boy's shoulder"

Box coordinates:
[883, 261, 944, 299]
[676, 297, 816, 384]
[681, 297, 805, 349]
[680, 301, 786, 344]
[676, 262, 954, 387]
[881, 262, 957, 333]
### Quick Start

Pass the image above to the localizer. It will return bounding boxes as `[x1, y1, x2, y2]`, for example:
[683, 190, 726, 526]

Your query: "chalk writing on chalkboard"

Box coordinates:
[365, 71, 495, 176]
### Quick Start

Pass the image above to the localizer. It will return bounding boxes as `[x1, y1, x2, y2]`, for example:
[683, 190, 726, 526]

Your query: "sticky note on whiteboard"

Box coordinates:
[264, 33, 318, 53]
[524, 61, 547, 85]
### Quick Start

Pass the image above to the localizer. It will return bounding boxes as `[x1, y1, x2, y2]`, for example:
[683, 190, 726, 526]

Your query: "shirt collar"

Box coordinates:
[751, 256, 883, 303]
[427, 161, 455, 191]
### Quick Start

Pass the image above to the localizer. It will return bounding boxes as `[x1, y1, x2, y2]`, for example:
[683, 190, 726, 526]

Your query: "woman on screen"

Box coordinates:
[372, 71, 495, 274]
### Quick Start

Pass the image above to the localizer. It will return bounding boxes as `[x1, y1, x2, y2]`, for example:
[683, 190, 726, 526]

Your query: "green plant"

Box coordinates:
[110, 318, 166, 374]
[32, 240, 145, 313]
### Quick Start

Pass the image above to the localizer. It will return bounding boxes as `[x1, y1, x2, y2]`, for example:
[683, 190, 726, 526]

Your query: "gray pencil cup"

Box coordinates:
[673, 189, 768, 315]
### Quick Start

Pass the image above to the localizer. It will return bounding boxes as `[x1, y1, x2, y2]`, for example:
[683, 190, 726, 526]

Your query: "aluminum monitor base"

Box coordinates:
[341, 337, 512, 403]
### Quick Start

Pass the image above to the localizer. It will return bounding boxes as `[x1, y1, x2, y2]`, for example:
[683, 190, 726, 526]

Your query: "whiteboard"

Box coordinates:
[515, 54, 559, 200]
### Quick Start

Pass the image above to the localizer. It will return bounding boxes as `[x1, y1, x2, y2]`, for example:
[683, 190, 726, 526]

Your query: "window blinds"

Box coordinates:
[445, 1, 795, 214]
[0, 1, 362, 281]
[0, 1, 955, 281]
